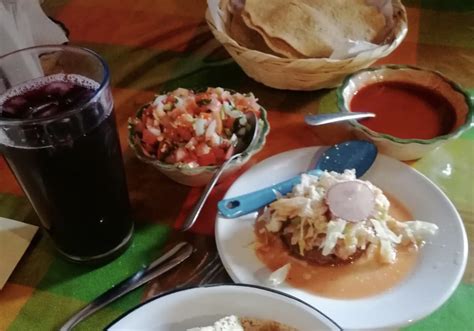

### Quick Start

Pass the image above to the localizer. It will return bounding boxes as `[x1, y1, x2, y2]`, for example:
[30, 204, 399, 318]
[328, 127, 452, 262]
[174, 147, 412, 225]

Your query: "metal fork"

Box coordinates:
[180, 253, 227, 287]
[146, 253, 227, 302]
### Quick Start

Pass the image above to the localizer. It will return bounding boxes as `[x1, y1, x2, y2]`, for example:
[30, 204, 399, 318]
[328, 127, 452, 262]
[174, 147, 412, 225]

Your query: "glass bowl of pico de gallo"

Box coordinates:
[128, 87, 270, 186]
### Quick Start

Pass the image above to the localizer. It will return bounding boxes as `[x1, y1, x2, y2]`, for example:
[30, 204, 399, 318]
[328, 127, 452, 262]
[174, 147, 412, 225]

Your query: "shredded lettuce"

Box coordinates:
[321, 219, 347, 256]
[260, 170, 439, 264]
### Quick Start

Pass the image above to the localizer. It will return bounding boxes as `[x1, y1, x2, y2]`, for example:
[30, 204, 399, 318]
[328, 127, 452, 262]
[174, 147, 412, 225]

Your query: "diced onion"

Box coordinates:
[193, 118, 206, 136]
[206, 120, 217, 138]
[268, 263, 291, 286]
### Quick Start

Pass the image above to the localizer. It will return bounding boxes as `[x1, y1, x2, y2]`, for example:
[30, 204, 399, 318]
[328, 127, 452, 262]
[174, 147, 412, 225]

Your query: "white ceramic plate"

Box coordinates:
[106, 284, 341, 330]
[215, 147, 468, 330]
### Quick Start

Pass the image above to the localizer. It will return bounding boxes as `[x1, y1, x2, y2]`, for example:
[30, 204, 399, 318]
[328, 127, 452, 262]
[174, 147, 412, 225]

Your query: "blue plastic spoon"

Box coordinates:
[217, 140, 377, 218]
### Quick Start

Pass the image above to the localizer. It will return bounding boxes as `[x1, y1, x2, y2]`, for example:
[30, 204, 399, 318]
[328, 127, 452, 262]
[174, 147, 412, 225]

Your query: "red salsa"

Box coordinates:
[350, 81, 456, 139]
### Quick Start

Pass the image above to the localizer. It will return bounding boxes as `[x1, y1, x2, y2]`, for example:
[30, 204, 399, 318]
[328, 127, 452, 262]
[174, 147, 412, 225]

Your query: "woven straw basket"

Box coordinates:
[206, 0, 408, 90]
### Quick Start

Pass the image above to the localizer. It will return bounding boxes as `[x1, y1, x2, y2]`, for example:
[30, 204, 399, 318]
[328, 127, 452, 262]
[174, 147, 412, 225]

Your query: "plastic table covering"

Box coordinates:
[0, 0, 472, 330]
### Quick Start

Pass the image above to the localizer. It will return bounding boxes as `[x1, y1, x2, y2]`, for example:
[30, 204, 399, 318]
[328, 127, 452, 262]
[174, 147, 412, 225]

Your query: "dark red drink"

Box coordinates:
[0, 74, 133, 263]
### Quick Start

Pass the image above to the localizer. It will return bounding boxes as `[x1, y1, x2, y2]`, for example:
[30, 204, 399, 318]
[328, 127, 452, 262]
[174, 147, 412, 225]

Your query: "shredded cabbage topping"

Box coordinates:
[259, 170, 438, 264]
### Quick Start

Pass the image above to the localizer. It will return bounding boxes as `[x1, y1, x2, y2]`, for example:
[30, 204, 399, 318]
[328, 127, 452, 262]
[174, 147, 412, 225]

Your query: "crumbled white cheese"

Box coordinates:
[187, 315, 244, 331]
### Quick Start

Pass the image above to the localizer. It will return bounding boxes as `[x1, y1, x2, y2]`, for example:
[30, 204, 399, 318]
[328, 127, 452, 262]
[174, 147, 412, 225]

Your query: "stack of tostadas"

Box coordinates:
[229, 0, 388, 59]
[206, 0, 408, 90]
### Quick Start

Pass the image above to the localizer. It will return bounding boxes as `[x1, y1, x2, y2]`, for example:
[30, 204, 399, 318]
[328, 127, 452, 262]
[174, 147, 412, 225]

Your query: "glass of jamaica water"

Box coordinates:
[0, 45, 133, 264]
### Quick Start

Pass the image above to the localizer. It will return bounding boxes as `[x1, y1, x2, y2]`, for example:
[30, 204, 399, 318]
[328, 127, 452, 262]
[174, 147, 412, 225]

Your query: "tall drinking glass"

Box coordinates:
[0, 45, 133, 264]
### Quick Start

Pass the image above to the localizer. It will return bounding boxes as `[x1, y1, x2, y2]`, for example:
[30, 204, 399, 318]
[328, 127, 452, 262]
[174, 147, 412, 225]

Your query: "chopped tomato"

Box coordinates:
[159, 115, 172, 128]
[142, 129, 157, 145]
[223, 117, 235, 129]
[211, 146, 227, 163]
[197, 152, 217, 166]
[175, 126, 193, 141]
[165, 96, 176, 104]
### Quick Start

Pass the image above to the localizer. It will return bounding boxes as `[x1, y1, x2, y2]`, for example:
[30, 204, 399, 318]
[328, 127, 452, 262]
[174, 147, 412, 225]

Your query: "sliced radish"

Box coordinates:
[326, 181, 375, 222]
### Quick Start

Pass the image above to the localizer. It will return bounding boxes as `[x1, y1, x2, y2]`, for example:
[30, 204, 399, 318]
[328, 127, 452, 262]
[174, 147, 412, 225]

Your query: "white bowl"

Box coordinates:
[107, 284, 341, 330]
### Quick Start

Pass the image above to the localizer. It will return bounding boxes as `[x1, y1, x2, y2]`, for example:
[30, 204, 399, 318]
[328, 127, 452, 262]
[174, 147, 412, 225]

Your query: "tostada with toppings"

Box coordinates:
[257, 169, 439, 277]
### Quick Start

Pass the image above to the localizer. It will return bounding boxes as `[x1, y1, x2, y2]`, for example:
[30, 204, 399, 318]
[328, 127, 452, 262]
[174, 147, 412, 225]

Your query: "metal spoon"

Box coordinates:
[180, 111, 259, 231]
[305, 112, 375, 126]
[218, 140, 377, 218]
